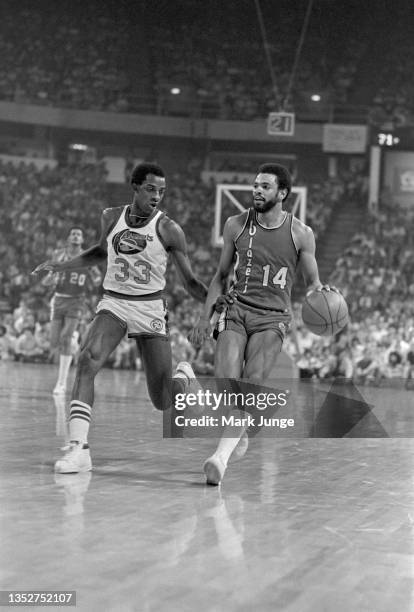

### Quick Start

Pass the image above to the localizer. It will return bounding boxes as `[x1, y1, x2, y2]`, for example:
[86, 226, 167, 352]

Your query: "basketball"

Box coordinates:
[302, 288, 349, 336]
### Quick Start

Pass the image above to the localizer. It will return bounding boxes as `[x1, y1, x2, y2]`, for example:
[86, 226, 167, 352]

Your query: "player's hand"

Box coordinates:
[214, 293, 234, 313]
[31, 261, 60, 276]
[307, 284, 338, 296]
[188, 317, 212, 348]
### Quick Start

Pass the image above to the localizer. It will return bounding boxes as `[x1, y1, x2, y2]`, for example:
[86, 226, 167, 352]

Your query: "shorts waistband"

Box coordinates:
[234, 293, 288, 314]
[103, 289, 164, 301]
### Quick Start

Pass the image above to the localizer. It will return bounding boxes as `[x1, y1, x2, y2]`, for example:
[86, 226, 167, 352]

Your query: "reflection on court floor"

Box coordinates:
[0, 362, 413, 612]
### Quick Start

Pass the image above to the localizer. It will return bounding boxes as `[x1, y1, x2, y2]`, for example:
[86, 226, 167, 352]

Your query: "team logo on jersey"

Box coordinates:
[112, 230, 153, 255]
[150, 318, 163, 332]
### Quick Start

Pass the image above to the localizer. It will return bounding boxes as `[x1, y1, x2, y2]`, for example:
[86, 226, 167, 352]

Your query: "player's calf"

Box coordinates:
[76, 347, 104, 379]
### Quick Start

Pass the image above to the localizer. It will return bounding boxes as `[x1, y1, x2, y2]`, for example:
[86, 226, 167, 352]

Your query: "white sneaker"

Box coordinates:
[174, 362, 196, 386]
[54, 442, 92, 474]
[203, 455, 227, 486]
[53, 382, 67, 395]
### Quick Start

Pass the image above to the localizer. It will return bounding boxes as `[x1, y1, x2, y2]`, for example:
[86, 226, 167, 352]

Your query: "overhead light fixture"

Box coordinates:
[70, 143, 88, 151]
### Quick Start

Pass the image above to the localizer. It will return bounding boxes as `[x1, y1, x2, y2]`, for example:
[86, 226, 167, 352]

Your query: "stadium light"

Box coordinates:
[311, 94, 321, 102]
[70, 143, 88, 151]
[170, 87, 181, 95]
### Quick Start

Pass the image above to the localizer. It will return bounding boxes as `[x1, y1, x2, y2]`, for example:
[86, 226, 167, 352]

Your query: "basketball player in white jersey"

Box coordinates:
[190, 163, 330, 485]
[33, 163, 208, 473]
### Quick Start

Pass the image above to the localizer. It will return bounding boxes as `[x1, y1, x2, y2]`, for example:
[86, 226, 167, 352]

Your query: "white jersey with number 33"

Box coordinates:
[104, 207, 168, 297]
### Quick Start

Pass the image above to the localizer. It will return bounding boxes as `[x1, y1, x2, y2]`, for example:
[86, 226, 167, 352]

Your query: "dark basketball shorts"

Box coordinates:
[214, 299, 291, 342]
[50, 294, 84, 321]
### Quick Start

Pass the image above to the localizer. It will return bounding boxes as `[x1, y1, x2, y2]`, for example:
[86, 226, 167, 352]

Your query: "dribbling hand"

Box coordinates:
[306, 284, 338, 296]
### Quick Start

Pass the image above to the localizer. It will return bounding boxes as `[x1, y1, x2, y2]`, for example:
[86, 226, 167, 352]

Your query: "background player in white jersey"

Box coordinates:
[33, 163, 208, 473]
[42, 227, 101, 394]
[190, 163, 331, 485]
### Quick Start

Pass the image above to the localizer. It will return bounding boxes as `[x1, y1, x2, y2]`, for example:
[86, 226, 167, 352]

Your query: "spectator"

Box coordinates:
[15, 326, 47, 362]
[0, 324, 15, 360]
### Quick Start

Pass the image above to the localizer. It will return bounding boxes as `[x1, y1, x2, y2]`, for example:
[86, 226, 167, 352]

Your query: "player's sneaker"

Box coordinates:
[54, 441, 92, 474]
[53, 382, 66, 395]
[230, 432, 249, 462]
[203, 455, 227, 486]
[173, 362, 196, 387]
[173, 361, 197, 390]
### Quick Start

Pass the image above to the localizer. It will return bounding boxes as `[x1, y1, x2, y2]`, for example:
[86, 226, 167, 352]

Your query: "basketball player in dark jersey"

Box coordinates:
[33, 163, 208, 474]
[42, 227, 101, 394]
[190, 163, 330, 485]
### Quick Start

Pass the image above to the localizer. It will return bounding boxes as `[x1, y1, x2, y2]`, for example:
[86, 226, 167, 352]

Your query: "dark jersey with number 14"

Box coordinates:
[231, 209, 299, 313]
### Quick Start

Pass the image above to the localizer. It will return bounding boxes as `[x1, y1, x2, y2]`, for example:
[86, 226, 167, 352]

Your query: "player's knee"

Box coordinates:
[77, 347, 101, 377]
[60, 333, 72, 351]
[243, 365, 264, 380]
[149, 387, 171, 411]
[152, 396, 171, 412]
[243, 356, 272, 380]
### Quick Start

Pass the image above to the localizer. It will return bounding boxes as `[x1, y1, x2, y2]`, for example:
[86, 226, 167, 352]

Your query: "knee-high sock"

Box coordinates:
[69, 400, 91, 443]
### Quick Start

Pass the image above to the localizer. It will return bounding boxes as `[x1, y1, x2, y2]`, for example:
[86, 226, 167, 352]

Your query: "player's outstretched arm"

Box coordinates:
[31, 210, 114, 276]
[40, 249, 61, 286]
[159, 217, 208, 302]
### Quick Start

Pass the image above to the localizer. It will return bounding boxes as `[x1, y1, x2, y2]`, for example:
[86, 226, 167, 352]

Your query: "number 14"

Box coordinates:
[262, 264, 287, 289]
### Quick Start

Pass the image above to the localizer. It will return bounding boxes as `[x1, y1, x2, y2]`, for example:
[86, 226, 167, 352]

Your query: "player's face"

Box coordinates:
[133, 174, 166, 216]
[253, 173, 286, 212]
[68, 229, 83, 245]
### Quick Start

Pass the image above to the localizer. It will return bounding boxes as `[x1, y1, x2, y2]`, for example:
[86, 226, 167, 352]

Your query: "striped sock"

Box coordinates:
[69, 400, 91, 444]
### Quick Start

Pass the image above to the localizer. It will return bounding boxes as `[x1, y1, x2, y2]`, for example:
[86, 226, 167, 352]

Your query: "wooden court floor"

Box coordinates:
[0, 361, 413, 612]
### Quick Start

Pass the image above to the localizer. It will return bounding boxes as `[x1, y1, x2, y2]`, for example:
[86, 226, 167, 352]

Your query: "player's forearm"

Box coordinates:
[185, 277, 208, 302]
[58, 245, 107, 270]
[200, 275, 226, 320]
[304, 275, 323, 294]
[42, 271, 56, 286]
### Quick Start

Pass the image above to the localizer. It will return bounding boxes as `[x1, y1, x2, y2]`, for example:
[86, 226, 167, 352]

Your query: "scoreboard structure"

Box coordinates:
[370, 126, 414, 208]
[267, 112, 295, 137]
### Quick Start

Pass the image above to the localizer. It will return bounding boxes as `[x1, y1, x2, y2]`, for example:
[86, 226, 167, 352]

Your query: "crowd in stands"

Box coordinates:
[367, 4, 414, 128]
[1, 156, 412, 389]
[0, 1, 135, 113]
[149, 1, 368, 122]
[286, 203, 414, 388]
[1, 1, 411, 126]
